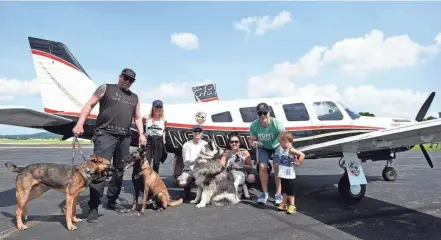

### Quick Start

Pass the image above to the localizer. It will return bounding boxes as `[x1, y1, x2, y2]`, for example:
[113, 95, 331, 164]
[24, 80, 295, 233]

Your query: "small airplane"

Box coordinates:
[0, 36, 440, 205]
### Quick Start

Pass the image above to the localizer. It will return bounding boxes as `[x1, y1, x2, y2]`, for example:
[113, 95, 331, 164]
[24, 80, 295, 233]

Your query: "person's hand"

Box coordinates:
[72, 124, 84, 137]
[139, 134, 147, 147]
[252, 141, 263, 148]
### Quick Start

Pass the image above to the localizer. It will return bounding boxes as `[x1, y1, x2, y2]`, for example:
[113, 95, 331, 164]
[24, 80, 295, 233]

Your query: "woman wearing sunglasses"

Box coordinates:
[220, 132, 256, 187]
[142, 100, 168, 174]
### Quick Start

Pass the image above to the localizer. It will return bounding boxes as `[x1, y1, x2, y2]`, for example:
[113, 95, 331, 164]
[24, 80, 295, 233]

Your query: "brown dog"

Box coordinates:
[5, 154, 112, 231]
[123, 148, 183, 215]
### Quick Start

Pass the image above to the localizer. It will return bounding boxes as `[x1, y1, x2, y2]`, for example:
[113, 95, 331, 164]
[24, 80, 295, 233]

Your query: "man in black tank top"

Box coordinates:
[72, 68, 147, 222]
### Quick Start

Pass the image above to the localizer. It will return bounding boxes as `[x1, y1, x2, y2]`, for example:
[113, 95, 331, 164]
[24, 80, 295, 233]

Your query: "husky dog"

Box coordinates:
[227, 153, 250, 199]
[191, 140, 240, 208]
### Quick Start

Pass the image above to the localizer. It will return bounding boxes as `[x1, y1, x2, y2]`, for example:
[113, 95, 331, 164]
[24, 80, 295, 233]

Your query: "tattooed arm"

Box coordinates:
[76, 84, 106, 126]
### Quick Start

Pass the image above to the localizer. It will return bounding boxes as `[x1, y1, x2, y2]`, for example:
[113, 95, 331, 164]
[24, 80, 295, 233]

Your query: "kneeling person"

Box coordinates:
[176, 125, 207, 199]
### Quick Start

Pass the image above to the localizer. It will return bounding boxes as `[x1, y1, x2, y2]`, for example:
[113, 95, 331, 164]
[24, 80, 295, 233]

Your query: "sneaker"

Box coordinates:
[277, 202, 287, 211]
[274, 193, 283, 205]
[86, 208, 99, 223]
[257, 192, 268, 204]
[107, 202, 125, 212]
[286, 205, 296, 214]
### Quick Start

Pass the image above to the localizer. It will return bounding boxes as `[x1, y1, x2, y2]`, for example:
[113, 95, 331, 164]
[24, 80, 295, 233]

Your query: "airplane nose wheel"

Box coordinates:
[382, 159, 397, 181]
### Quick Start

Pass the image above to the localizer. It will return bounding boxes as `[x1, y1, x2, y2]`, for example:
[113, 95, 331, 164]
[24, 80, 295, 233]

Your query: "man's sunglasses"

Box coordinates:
[193, 129, 202, 133]
[257, 111, 268, 116]
[123, 75, 135, 83]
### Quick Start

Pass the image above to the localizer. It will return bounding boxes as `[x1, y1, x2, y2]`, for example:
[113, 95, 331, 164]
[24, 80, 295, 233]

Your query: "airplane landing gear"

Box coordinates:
[382, 159, 397, 181]
[338, 172, 366, 204]
[338, 153, 367, 204]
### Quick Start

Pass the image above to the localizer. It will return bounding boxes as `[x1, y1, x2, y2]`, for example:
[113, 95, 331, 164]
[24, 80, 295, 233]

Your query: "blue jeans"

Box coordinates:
[257, 147, 280, 165]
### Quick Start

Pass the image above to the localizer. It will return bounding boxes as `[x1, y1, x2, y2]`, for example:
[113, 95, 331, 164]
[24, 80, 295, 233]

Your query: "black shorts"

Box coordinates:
[281, 178, 297, 196]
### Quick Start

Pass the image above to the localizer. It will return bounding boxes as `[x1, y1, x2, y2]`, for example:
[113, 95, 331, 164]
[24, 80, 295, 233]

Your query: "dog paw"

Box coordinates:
[196, 203, 206, 208]
[190, 200, 199, 204]
[72, 217, 82, 223]
[67, 225, 77, 231]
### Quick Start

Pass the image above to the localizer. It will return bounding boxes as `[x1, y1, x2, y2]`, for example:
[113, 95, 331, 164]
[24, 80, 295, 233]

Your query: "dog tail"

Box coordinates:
[5, 162, 24, 173]
[168, 198, 184, 207]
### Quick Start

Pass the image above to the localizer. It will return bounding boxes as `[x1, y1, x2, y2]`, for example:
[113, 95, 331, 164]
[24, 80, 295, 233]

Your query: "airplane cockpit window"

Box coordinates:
[313, 101, 344, 121]
[282, 103, 310, 121]
[338, 102, 361, 120]
[211, 111, 233, 122]
[239, 106, 275, 123]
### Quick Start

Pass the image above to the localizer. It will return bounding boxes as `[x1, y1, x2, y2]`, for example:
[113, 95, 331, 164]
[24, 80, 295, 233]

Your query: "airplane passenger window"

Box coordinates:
[338, 102, 361, 120]
[282, 103, 310, 121]
[313, 101, 343, 121]
[211, 111, 233, 122]
[239, 106, 275, 122]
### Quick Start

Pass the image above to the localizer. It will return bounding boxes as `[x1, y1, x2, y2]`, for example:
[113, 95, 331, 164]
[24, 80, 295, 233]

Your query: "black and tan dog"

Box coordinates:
[123, 148, 183, 215]
[5, 154, 113, 231]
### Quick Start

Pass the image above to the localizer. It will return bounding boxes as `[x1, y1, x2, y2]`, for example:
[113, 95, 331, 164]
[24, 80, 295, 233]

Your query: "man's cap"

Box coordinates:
[152, 100, 163, 107]
[256, 102, 270, 112]
[193, 124, 203, 131]
[121, 68, 136, 80]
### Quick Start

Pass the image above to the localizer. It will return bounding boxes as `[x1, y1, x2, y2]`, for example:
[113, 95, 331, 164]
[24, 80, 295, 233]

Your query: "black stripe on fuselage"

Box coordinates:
[28, 37, 90, 78]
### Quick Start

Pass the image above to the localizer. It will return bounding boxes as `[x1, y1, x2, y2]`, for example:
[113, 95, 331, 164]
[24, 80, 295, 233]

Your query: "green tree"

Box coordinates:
[359, 112, 375, 117]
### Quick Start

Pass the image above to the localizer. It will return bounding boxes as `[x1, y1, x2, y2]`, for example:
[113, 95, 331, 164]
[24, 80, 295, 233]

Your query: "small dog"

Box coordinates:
[227, 153, 250, 199]
[123, 148, 183, 215]
[5, 155, 112, 231]
[191, 140, 240, 208]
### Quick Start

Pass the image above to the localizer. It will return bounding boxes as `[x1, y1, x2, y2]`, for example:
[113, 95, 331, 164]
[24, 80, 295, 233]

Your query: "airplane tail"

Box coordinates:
[28, 37, 97, 114]
[192, 83, 219, 103]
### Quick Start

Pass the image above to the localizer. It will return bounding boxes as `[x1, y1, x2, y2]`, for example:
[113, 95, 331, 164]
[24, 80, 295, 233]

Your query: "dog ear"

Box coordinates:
[90, 154, 104, 163]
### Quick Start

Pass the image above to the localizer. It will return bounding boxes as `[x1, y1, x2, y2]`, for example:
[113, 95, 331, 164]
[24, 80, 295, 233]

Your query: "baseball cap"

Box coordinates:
[121, 68, 136, 80]
[256, 102, 270, 112]
[192, 124, 203, 131]
[152, 100, 163, 107]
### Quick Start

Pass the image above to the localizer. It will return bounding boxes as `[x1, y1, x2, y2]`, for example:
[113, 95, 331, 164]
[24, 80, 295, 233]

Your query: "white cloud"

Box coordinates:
[234, 10, 292, 37]
[247, 29, 441, 119]
[170, 32, 199, 50]
[138, 79, 212, 103]
[0, 78, 39, 102]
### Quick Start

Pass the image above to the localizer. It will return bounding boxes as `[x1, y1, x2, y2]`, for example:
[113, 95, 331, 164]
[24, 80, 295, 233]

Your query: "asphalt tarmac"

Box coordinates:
[1, 146, 441, 240]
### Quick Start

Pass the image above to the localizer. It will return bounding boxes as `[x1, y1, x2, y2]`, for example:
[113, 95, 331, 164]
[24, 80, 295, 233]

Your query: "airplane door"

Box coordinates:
[311, 101, 348, 145]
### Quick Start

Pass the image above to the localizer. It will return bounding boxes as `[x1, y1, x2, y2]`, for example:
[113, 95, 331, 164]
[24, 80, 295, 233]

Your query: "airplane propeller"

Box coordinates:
[414, 92, 436, 168]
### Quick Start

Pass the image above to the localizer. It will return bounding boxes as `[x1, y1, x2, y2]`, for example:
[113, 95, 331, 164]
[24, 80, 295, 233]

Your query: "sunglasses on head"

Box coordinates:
[230, 140, 239, 144]
[257, 111, 268, 116]
[123, 75, 135, 83]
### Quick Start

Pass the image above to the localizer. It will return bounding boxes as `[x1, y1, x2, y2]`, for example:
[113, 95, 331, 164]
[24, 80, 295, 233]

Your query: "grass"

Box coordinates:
[0, 139, 93, 145]
[411, 143, 441, 151]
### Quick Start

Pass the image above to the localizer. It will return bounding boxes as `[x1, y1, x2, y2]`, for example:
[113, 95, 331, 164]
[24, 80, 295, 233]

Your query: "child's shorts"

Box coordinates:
[281, 178, 297, 196]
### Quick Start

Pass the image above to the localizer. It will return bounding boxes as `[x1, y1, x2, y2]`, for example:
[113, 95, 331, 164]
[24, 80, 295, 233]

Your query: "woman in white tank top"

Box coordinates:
[142, 100, 168, 174]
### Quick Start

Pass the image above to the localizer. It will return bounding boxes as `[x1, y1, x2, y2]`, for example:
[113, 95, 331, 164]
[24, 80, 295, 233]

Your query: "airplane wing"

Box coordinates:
[0, 107, 73, 128]
[297, 118, 441, 156]
[192, 83, 219, 103]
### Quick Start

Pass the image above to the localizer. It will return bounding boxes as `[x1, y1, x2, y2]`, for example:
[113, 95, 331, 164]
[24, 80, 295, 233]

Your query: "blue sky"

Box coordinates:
[0, 2, 440, 134]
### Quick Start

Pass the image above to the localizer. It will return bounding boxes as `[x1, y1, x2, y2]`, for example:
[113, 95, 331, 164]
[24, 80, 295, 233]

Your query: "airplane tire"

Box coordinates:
[338, 172, 366, 204]
[382, 167, 397, 181]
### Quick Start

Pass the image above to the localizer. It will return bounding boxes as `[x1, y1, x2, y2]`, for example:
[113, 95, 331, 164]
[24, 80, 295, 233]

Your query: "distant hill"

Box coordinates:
[0, 131, 62, 140]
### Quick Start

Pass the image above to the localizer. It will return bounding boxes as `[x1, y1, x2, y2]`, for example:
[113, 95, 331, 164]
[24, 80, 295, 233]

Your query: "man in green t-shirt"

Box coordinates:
[249, 102, 285, 205]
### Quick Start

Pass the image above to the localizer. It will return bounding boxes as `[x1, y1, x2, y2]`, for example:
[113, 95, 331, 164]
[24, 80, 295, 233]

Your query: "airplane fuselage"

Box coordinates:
[46, 95, 416, 161]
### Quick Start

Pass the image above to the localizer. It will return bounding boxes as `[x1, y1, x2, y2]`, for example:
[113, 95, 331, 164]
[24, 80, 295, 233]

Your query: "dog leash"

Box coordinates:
[72, 136, 87, 165]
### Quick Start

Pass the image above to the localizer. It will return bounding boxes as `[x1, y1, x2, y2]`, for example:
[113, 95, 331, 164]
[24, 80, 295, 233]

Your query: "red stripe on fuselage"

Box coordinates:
[31, 49, 81, 73]
[44, 108, 384, 131]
